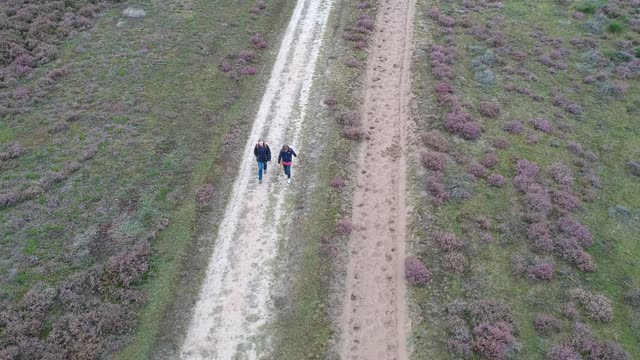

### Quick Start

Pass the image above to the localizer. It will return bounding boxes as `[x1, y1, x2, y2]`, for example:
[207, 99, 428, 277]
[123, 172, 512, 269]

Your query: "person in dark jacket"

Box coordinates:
[277, 144, 297, 184]
[254, 140, 271, 184]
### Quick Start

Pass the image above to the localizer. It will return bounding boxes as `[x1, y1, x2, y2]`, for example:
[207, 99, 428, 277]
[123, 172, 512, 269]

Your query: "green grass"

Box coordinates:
[607, 20, 625, 34]
[410, 0, 640, 358]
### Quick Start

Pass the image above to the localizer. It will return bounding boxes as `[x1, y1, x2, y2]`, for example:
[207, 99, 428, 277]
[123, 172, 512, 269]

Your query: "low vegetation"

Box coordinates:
[410, 0, 639, 359]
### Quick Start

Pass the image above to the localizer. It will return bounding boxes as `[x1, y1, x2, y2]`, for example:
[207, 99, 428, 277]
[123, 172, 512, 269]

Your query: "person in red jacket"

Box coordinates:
[254, 140, 271, 184]
[277, 144, 297, 184]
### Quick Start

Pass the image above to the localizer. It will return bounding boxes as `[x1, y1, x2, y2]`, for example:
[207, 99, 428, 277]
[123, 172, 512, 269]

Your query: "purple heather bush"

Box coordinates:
[103, 242, 151, 288]
[557, 216, 593, 248]
[530, 118, 553, 133]
[548, 163, 574, 186]
[529, 261, 554, 281]
[552, 190, 581, 212]
[492, 138, 510, 150]
[250, 33, 268, 48]
[434, 82, 455, 94]
[405, 257, 432, 286]
[480, 153, 498, 168]
[534, 315, 562, 335]
[472, 321, 515, 360]
[422, 131, 449, 152]
[546, 344, 581, 360]
[503, 120, 524, 134]
[443, 252, 468, 274]
[488, 174, 505, 188]
[195, 184, 214, 205]
[467, 163, 487, 179]
[570, 288, 613, 323]
[445, 111, 483, 140]
[342, 126, 365, 140]
[478, 101, 501, 118]
[220, 61, 232, 72]
[528, 222, 554, 253]
[434, 231, 464, 252]
[240, 66, 257, 75]
[336, 219, 353, 234]
[330, 176, 346, 188]
[421, 151, 447, 171]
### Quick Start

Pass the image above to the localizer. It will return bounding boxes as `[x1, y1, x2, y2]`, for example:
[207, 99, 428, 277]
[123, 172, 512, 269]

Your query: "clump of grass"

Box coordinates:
[607, 20, 625, 34]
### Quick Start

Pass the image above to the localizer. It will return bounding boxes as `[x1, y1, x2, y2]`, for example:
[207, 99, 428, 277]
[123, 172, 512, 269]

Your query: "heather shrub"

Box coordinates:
[534, 315, 562, 335]
[240, 66, 257, 75]
[342, 126, 365, 140]
[443, 252, 468, 274]
[511, 255, 527, 276]
[446, 323, 473, 358]
[466, 163, 487, 179]
[405, 257, 432, 286]
[338, 110, 361, 126]
[445, 111, 483, 140]
[433, 231, 464, 252]
[336, 219, 353, 234]
[488, 174, 505, 188]
[491, 138, 509, 150]
[548, 163, 574, 186]
[219, 61, 232, 72]
[557, 216, 593, 248]
[624, 289, 640, 309]
[330, 176, 346, 188]
[195, 184, 214, 205]
[250, 33, 268, 48]
[478, 101, 501, 118]
[528, 261, 554, 281]
[480, 153, 498, 168]
[422, 131, 449, 152]
[421, 151, 447, 171]
[570, 288, 614, 323]
[530, 118, 553, 133]
[48, 122, 70, 134]
[587, 341, 632, 360]
[238, 50, 257, 63]
[469, 300, 513, 325]
[103, 242, 150, 288]
[472, 321, 516, 360]
[323, 98, 337, 107]
[546, 344, 581, 360]
[434, 82, 455, 94]
[552, 190, 581, 212]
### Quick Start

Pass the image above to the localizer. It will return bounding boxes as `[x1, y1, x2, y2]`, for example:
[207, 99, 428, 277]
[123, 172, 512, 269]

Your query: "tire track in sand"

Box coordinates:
[339, 0, 415, 357]
[180, 0, 333, 358]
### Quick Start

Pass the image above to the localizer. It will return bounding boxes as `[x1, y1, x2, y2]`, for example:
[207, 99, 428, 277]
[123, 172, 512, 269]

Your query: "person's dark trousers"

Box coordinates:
[283, 165, 291, 179]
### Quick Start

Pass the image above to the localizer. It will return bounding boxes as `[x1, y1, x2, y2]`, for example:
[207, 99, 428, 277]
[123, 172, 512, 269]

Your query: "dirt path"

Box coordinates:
[179, 0, 333, 358]
[339, 0, 415, 357]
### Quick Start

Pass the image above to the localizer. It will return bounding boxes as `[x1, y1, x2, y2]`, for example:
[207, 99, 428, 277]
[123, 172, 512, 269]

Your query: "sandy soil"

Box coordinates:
[338, 0, 415, 357]
[179, 0, 334, 358]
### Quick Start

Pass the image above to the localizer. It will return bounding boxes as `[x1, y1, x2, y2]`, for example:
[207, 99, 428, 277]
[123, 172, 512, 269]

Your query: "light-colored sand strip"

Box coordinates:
[339, 0, 415, 357]
[180, 0, 333, 358]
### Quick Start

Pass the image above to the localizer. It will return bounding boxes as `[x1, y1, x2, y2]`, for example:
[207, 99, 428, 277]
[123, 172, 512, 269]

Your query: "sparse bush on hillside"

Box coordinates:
[336, 219, 353, 234]
[434, 231, 464, 252]
[503, 120, 524, 134]
[195, 184, 215, 205]
[546, 344, 581, 360]
[421, 151, 447, 171]
[488, 174, 505, 188]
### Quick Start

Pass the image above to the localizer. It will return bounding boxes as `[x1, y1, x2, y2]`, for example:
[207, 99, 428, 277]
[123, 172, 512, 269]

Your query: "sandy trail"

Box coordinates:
[339, 0, 415, 357]
[180, 0, 333, 358]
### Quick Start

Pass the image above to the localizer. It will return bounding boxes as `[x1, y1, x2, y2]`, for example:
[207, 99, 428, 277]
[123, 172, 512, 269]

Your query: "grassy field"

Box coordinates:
[409, 0, 639, 359]
[267, 0, 376, 358]
[0, 0, 295, 357]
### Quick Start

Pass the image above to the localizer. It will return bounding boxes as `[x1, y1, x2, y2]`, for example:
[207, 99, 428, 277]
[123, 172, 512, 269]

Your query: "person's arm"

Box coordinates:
[291, 149, 297, 157]
[253, 145, 258, 157]
[266, 145, 271, 162]
[277, 150, 282, 164]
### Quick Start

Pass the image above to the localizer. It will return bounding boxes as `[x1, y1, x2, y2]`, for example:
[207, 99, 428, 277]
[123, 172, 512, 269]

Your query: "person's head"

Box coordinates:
[282, 144, 289, 151]
[257, 140, 264, 147]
